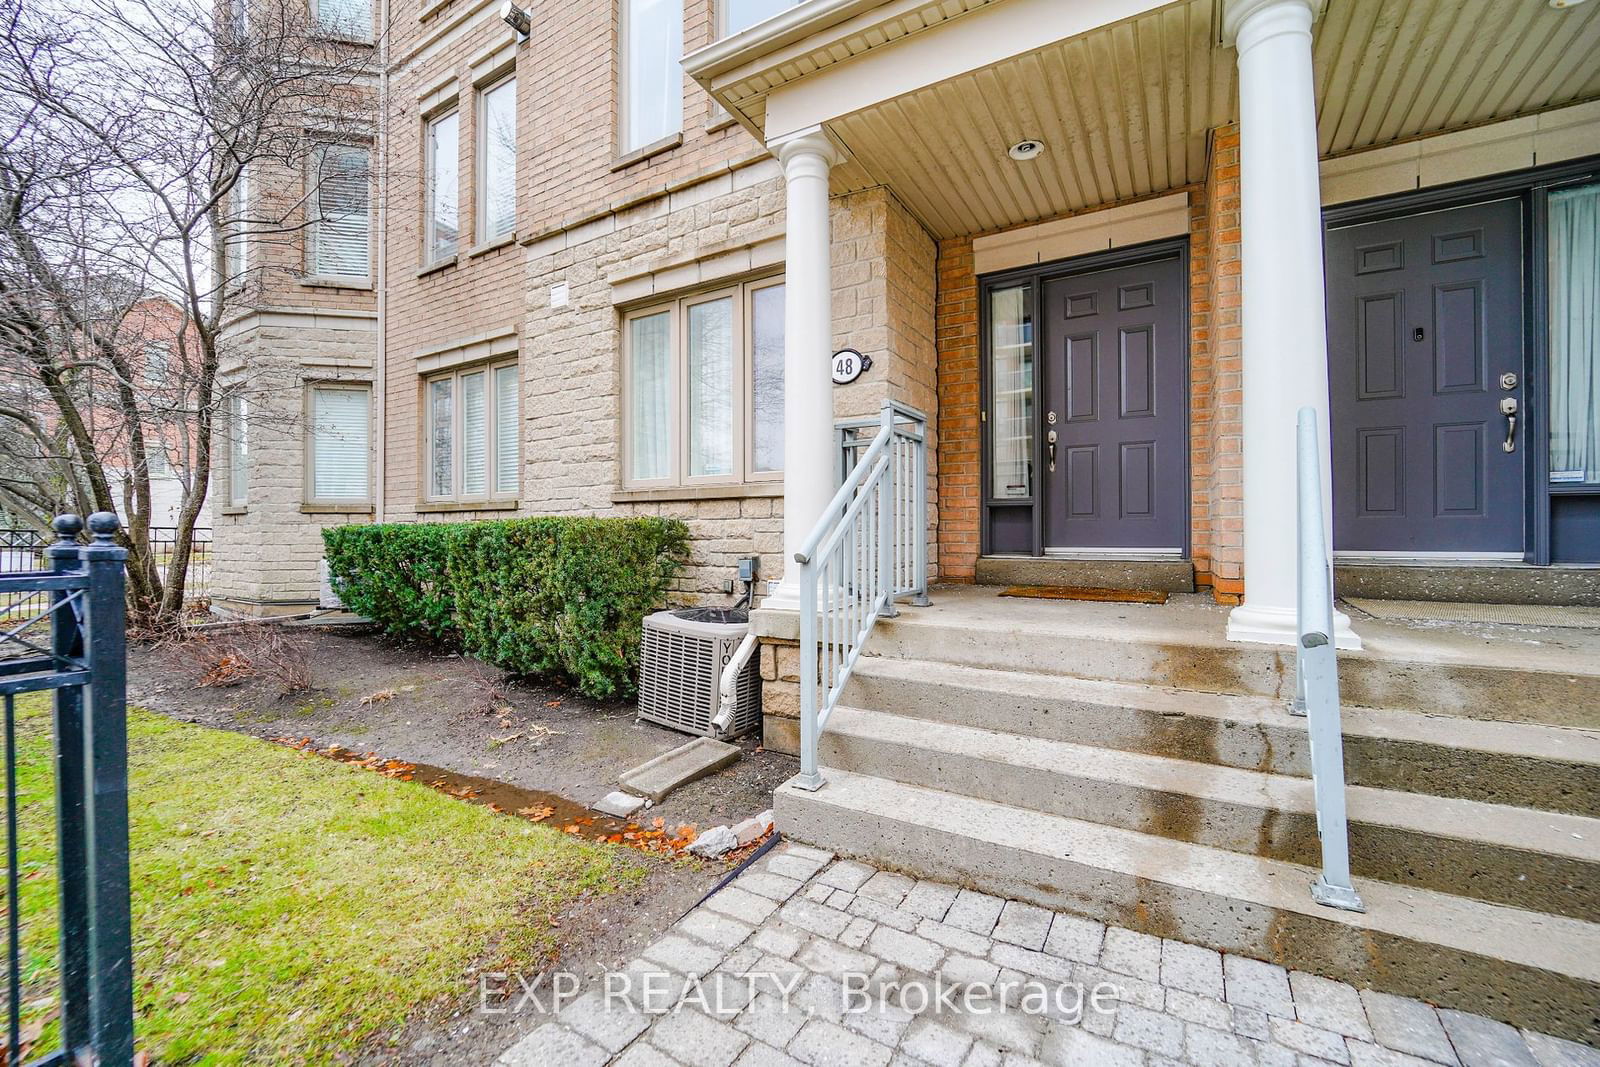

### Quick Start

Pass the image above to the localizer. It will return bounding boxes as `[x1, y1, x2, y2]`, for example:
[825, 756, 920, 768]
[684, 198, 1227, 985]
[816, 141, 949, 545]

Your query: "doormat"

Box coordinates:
[1345, 598, 1600, 629]
[998, 585, 1169, 605]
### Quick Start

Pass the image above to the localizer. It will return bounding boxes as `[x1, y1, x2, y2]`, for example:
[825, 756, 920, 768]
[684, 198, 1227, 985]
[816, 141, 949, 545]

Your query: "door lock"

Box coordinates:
[1499, 396, 1519, 453]
[1047, 428, 1058, 472]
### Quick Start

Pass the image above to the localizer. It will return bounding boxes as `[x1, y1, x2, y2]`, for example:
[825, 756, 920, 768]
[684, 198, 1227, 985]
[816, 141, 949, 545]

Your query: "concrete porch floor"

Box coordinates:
[907, 585, 1600, 676]
[865, 585, 1600, 729]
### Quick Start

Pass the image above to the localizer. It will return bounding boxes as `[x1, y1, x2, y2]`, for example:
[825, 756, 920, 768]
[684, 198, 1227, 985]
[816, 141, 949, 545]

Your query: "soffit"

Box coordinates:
[821, 0, 1600, 239]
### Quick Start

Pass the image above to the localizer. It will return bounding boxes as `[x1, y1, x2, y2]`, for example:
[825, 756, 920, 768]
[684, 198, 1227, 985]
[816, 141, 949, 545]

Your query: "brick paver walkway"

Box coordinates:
[498, 841, 1598, 1067]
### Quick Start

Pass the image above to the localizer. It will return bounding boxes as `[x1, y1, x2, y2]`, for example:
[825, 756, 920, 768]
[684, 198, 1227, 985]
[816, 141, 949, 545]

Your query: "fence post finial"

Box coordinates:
[52, 514, 83, 544]
[87, 512, 121, 544]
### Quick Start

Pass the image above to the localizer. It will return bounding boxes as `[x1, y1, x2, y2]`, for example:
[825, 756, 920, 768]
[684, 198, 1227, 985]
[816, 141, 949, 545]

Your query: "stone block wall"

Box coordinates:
[211, 310, 377, 613]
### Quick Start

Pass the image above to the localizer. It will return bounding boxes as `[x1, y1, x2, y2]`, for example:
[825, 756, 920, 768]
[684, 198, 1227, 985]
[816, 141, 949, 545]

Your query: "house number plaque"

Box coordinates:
[831, 349, 872, 385]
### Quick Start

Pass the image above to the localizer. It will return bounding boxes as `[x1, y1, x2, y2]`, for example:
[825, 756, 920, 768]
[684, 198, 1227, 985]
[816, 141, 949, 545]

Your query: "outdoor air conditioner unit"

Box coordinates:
[638, 608, 761, 738]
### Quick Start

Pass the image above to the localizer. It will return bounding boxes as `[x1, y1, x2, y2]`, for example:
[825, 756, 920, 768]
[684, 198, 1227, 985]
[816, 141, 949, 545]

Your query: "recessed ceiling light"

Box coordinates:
[1549, 0, 1590, 8]
[1008, 139, 1046, 161]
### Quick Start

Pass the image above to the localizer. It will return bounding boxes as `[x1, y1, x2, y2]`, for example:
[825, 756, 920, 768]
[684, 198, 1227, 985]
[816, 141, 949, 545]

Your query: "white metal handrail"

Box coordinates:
[1293, 406, 1365, 913]
[795, 400, 929, 790]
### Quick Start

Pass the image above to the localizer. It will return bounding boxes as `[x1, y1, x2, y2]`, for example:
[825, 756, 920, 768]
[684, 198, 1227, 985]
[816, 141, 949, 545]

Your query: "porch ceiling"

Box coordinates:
[800, 0, 1600, 239]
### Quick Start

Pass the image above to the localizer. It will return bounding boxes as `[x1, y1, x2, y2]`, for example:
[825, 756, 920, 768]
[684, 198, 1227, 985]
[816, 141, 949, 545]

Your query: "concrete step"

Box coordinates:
[846, 656, 1600, 817]
[775, 769, 1600, 1046]
[819, 706, 1600, 919]
[866, 601, 1600, 728]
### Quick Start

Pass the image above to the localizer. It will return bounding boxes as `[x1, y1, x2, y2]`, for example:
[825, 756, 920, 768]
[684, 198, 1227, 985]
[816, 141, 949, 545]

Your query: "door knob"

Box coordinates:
[1499, 396, 1518, 453]
[1047, 428, 1057, 472]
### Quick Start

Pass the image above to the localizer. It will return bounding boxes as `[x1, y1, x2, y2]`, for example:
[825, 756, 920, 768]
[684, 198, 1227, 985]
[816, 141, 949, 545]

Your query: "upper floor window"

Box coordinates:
[425, 361, 520, 503]
[425, 110, 460, 263]
[142, 343, 170, 387]
[309, 143, 371, 280]
[313, 0, 370, 39]
[478, 77, 516, 243]
[621, 0, 682, 153]
[623, 276, 784, 488]
[721, 0, 803, 36]
[306, 383, 372, 506]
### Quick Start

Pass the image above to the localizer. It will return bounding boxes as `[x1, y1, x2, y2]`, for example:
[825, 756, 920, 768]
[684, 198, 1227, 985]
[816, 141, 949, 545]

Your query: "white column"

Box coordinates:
[762, 126, 840, 612]
[1222, 0, 1360, 650]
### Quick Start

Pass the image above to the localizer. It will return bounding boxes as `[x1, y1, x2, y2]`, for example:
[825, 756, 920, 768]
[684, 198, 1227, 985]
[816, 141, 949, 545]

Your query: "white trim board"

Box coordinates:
[973, 193, 1190, 276]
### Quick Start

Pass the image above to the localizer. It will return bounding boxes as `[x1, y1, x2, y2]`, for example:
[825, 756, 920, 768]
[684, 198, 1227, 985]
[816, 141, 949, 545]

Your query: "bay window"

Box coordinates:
[621, 0, 682, 153]
[305, 384, 371, 508]
[623, 277, 784, 489]
[309, 144, 371, 280]
[425, 361, 519, 503]
[478, 77, 516, 242]
[425, 110, 459, 263]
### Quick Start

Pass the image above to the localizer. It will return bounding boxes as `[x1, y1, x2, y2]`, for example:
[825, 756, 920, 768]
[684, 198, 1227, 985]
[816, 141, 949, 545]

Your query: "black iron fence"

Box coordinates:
[0, 514, 134, 1066]
[1, 525, 211, 623]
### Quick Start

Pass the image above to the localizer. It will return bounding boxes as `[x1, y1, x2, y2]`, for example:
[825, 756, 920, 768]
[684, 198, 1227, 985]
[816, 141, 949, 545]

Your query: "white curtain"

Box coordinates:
[688, 297, 734, 477]
[428, 378, 453, 498]
[494, 364, 519, 494]
[311, 388, 370, 500]
[623, 0, 682, 151]
[1550, 184, 1600, 485]
[312, 144, 370, 279]
[630, 313, 671, 480]
[750, 283, 785, 473]
[461, 371, 487, 494]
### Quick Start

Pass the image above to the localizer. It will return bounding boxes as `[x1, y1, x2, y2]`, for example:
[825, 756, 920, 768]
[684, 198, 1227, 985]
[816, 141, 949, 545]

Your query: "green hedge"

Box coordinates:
[322, 517, 690, 699]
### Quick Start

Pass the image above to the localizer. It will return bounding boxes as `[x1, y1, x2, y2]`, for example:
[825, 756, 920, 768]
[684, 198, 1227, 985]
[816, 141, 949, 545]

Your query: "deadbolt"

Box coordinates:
[1500, 372, 1518, 390]
[1047, 411, 1058, 425]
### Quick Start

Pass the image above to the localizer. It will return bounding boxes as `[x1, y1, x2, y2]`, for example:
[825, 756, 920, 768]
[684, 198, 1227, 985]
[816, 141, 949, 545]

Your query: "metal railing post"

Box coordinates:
[46, 516, 92, 1055]
[1295, 410, 1364, 914]
[78, 513, 134, 1062]
[796, 553, 823, 792]
[911, 417, 930, 606]
[877, 402, 897, 618]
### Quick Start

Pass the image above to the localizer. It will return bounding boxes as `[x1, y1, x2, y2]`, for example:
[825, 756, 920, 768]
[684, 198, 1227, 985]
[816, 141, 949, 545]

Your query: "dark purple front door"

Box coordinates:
[1041, 255, 1187, 552]
[1326, 199, 1526, 555]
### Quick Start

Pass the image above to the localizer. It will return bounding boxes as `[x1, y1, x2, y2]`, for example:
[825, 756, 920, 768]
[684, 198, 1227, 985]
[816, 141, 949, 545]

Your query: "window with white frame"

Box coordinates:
[624, 277, 784, 488]
[314, 0, 370, 38]
[142, 343, 170, 387]
[478, 76, 516, 243]
[424, 361, 519, 502]
[224, 166, 250, 282]
[425, 110, 460, 263]
[226, 393, 249, 507]
[621, 0, 682, 153]
[306, 384, 371, 506]
[721, 0, 803, 36]
[309, 143, 371, 280]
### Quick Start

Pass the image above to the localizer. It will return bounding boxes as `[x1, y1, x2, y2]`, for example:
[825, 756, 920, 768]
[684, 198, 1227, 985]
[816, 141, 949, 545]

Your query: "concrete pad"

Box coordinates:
[620, 736, 741, 802]
[594, 790, 646, 818]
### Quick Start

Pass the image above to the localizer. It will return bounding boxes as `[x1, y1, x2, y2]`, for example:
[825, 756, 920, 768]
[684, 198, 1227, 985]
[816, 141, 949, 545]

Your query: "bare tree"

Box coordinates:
[0, 0, 375, 626]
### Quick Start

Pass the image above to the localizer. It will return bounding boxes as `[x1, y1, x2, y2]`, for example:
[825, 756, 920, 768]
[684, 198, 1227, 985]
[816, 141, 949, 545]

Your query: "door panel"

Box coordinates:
[1326, 200, 1525, 554]
[1042, 255, 1186, 551]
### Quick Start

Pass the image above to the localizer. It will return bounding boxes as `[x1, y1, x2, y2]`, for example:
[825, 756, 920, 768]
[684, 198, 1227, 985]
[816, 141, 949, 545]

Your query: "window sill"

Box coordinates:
[301, 503, 375, 515]
[467, 233, 517, 259]
[299, 275, 373, 291]
[704, 111, 739, 134]
[612, 483, 782, 504]
[314, 31, 374, 46]
[416, 499, 519, 514]
[220, 505, 247, 516]
[611, 133, 683, 172]
[417, 255, 457, 278]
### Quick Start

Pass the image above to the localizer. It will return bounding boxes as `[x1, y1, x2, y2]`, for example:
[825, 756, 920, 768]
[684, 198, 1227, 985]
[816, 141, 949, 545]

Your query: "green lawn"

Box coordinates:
[8, 696, 643, 1064]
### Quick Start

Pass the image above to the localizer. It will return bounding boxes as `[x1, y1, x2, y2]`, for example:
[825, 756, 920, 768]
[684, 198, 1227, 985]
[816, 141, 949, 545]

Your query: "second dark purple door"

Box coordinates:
[1041, 255, 1187, 552]
[1326, 199, 1526, 555]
